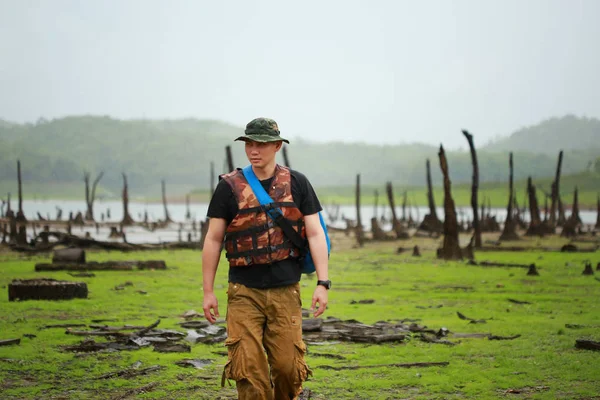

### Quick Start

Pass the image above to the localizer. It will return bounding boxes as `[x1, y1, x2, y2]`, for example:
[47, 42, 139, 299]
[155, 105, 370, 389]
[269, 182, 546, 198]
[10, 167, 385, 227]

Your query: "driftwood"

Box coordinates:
[468, 260, 530, 268]
[575, 339, 600, 351]
[9, 278, 87, 301]
[456, 311, 490, 324]
[0, 338, 21, 346]
[302, 318, 440, 344]
[508, 298, 532, 305]
[437, 145, 462, 260]
[35, 260, 166, 271]
[96, 365, 164, 380]
[318, 361, 449, 371]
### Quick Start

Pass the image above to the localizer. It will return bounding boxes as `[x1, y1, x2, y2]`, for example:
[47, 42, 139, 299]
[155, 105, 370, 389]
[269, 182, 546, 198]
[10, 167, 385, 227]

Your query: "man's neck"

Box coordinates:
[252, 163, 277, 181]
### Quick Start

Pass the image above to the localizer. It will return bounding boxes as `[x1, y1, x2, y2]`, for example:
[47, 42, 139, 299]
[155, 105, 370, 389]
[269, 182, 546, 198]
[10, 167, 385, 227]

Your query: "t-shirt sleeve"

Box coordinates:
[291, 170, 322, 216]
[206, 178, 238, 224]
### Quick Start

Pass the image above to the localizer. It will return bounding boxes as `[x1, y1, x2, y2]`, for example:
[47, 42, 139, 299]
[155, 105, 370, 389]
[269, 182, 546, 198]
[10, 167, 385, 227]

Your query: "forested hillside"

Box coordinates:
[0, 115, 598, 198]
[483, 115, 600, 154]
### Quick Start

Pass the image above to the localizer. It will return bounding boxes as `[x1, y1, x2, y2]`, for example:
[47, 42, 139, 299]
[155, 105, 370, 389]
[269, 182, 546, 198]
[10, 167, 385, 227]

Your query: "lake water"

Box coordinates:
[7, 199, 598, 244]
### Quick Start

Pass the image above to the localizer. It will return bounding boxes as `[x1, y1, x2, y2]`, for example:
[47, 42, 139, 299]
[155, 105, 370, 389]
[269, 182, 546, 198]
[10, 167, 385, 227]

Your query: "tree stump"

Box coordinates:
[582, 262, 594, 276]
[9, 279, 88, 301]
[412, 245, 421, 257]
[370, 218, 388, 241]
[526, 264, 539, 276]
[596, 262, 600, 271]
[53, 248, 86, 264]
[437, 145, 462, 260]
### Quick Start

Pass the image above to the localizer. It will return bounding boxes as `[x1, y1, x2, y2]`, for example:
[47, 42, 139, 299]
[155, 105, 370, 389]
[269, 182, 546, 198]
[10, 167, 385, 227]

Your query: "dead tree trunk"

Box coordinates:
[282, 145, 291, 168]
[561, 188, 582, 238]
[437, 145, 462, 260]
[525, 177, 552, 236]
[161, 180, 173, 223]
[225, 145, 234, 172]
[419, 159, 442, 233]
[386, 182, 407, 239]
[185, 194, 191, 220]
[549, 150, 563, 226]
[121, 173, 134, 226]
[596, 194, 600, 229]
[500, 152, 519, 241]
[401, 191, 407, 222]
[462, 130, 482, 248]
[355, 174, 364, 246]
[571, 187, 582, 225]
[16, 160, 26, 222]
[558, 197, 566, 227]
[84, 171, 104, 221]
[373, 189, 379, 219]
[210, 161, 215, 199]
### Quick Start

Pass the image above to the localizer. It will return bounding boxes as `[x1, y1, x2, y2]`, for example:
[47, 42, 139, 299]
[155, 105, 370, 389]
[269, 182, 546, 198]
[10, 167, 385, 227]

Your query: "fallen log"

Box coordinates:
[0, 338, 21, 346]
[35, 260, 167, 272]
[9, 278, 88, 301]
[40, 323, 87, 330]
[469, 260, 530, 269]
[508, 298, 532, 305]
[488, 334, 521, 341]
[318, 361, 449, 371]
[457, 311, 490, 324]
[52, 248, 85, 264]
[575, 339, 600, 351]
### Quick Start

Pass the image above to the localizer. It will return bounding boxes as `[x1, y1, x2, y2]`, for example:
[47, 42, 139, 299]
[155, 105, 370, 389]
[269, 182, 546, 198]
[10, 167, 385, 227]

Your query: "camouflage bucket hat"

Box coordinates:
[235, 117, 290, 144]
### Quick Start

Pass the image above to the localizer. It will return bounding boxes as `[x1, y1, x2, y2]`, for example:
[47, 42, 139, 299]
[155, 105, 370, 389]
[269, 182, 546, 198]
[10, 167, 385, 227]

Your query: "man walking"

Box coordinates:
[202, 117, 330, 399]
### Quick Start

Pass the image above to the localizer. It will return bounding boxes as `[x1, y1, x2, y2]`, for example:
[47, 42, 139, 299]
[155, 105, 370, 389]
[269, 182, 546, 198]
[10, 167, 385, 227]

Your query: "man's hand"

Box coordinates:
[311, 286, 328, 317]
[203, 292, 220, 324]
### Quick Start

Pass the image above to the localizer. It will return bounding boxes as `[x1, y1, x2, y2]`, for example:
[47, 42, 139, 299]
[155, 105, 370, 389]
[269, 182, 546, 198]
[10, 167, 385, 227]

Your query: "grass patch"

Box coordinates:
[1, 234, 599, 399]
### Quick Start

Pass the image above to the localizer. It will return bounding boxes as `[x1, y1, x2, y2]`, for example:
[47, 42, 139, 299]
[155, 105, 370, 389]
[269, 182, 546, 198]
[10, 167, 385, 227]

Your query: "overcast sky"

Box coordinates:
[1, 0, 599, 148]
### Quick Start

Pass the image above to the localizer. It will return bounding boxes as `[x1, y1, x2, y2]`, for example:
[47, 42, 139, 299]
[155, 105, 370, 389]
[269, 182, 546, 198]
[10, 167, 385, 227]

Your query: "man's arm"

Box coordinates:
[202, 218, 227, 324]
[304, 213, 329, 317]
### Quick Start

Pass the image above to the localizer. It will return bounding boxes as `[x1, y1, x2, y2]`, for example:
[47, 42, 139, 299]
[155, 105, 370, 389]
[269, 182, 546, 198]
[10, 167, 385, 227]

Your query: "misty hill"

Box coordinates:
[0, 115, 598, 199]
[483, 115, 600, 154]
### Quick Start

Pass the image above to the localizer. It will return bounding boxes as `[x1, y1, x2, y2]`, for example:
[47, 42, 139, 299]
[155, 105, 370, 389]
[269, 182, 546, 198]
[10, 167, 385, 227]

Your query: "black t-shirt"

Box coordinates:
[207, 167, 322, 288]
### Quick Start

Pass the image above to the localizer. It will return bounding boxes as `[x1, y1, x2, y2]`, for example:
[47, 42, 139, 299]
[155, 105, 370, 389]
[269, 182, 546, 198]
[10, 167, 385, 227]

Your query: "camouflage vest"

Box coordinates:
[222, 165, 306, 267]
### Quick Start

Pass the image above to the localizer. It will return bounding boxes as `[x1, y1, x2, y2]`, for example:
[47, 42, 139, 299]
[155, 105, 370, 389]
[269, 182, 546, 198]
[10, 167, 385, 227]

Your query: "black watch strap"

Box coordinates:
[317, 280, 331, 290]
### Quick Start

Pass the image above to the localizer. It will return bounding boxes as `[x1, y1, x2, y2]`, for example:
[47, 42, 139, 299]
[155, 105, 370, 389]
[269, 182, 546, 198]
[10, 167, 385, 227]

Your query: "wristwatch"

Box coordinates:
[317, 280, 331, 290]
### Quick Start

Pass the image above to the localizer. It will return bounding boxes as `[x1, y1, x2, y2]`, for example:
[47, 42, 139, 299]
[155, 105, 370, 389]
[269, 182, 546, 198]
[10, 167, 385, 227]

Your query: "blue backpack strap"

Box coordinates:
[242, 165, 282, 221]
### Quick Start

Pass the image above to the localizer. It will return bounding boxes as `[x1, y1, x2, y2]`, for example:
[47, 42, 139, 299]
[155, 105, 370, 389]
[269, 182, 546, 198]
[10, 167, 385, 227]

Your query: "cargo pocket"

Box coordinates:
[221, 337, 246, 387]
[293, 340, 313, 384]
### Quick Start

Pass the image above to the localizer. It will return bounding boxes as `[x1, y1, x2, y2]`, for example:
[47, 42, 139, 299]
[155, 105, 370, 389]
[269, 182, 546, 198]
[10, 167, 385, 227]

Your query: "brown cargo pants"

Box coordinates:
[222, 282, 312, 400]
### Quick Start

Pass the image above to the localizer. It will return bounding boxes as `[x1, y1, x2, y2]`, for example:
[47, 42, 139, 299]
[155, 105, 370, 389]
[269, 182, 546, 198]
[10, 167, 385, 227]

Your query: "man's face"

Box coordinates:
[244, 140, 282, 168]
